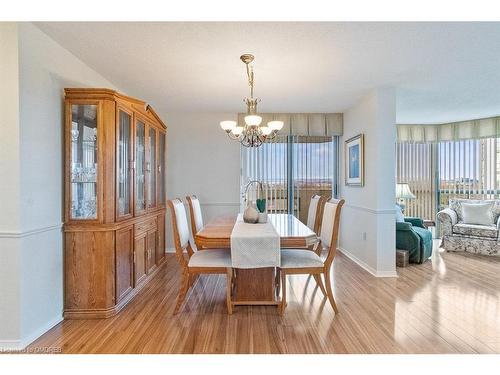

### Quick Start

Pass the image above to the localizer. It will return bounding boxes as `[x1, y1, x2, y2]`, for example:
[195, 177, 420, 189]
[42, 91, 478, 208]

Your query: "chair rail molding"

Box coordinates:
[200, 202, 240, 207]
[0, 223, 63, 238]
[343, 203, 396, 215]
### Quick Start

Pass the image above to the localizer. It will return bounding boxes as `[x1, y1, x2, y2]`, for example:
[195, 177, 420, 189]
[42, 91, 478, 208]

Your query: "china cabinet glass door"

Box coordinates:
[158, 131, 166, 206]
[117, 109, 133, 219]
[135, 120, 147, 214]
[148, 126, 157, 209]
[70, 104, 98, 220]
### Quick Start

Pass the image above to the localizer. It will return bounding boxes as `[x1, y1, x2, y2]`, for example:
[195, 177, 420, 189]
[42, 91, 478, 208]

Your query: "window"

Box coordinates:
[396, 136, 500, 222]
[438, 138, 500, 204]
[241, 135, 338, 224]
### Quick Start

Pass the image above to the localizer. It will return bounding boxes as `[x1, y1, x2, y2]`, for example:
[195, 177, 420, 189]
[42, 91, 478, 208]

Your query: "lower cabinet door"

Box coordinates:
[134, 234, 147, 286]
[146, 230, 157, 274]
[116, 226, 134, 303]
[156, 213, 165, 265]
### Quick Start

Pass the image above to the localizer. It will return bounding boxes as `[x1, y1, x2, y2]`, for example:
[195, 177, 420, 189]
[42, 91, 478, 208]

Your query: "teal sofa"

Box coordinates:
[396, 217, 433, 264]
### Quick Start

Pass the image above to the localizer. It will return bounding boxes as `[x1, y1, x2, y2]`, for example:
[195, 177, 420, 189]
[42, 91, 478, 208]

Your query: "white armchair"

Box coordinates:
[437, 199, 500, 256]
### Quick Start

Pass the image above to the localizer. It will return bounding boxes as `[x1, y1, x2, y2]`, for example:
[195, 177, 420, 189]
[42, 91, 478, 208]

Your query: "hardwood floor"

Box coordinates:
[29, 243, 500, 353]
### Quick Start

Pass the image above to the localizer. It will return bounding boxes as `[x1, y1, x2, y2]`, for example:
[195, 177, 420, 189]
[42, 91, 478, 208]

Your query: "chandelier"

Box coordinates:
[220, 54, 284, 147]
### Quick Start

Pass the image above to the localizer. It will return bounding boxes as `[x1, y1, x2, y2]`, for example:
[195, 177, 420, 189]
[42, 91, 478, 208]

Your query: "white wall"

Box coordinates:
[0, 23, 21, 232]
[339, 88, 397, 277]
[164, 112, 240, 248]
[0, 22, 23, 349]
[0, 22, 119, 349]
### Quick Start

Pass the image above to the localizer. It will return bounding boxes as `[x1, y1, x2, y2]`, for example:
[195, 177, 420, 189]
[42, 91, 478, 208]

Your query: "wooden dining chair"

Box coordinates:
[279, 198, 345, 315]
[167, 199, 233, 315]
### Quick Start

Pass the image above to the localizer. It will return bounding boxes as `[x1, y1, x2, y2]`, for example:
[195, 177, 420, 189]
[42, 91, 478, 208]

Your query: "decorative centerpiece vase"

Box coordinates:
[243, 180, 267, 224]
[243, 201, 259, 223]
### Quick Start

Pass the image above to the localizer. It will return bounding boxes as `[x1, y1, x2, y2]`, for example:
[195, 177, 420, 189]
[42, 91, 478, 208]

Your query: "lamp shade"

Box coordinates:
[260, 125, 272, 136]
[244, 115, 262, 127]
[268, 120, 284, 131]
[220, 120, 237, 131]
[231, 126, 244, 136]
[396, 183, 416, 199]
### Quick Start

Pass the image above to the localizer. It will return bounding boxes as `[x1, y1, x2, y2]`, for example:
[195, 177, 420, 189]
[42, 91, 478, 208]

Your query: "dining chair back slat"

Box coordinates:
[321, 198, 344, 268]
[173, 199, 190, 249]
[306, 195, 325, 234]
[186, 195, 204, 235]
[167, 199, 192, 268]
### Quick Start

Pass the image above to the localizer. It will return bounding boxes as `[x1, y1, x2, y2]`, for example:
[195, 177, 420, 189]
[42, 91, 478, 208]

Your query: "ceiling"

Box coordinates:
[36, 22, 500, 123]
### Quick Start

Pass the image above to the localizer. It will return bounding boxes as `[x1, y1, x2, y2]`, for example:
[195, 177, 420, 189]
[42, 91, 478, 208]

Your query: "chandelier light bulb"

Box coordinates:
[244, 115, 262, 127]
[268, 120, 284, 131]
[220, 120, 237, 132]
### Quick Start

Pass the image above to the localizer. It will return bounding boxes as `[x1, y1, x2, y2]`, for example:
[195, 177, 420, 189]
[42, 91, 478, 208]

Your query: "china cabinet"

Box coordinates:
[64, 88, 167, 319]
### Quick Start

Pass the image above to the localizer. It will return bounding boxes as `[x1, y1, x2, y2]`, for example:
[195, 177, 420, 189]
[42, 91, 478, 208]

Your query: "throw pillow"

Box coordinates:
[461, 202, 494, 226]
[450, 198, 500, 223]
[395, 204, 405, 223]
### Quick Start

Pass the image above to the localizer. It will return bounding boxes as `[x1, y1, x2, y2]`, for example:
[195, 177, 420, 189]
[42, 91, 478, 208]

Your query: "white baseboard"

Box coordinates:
[0, 314, 63, 351]
[338, 247, 398, 278]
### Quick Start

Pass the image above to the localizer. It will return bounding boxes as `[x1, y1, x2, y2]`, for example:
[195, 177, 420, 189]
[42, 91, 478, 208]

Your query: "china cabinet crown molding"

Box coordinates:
[64, 88, 167, 319]
[64, 88, 167, 129]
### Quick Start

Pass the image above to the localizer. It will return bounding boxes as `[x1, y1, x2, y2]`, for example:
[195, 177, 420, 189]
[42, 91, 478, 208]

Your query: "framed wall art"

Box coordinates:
[345, 134, 364, 186]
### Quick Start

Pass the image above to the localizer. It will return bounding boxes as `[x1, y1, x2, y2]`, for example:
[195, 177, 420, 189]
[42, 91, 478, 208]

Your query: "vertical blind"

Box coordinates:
[241, 136, 338, 224]
[242, 136, 289, 214]
[396, 137, 500, 222]
[396, 142, 437, 220]
[438, 138, 500, 203]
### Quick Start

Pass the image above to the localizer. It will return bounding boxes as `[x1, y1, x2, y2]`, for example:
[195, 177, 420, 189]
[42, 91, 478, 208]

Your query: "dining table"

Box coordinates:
[195, 213, 318, 306]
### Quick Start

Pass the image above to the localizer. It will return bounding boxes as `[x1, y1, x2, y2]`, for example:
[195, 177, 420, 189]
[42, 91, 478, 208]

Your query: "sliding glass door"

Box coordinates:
[241, 136, 338, 223]
[291, 136, 337, 223]
[241, 136, 288, 214]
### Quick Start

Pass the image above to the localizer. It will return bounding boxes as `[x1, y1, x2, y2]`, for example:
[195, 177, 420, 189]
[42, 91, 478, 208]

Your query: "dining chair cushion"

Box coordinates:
[191, 197, 204, 233]
[306, 195, 321, 232]
[320, 201, 337, 248]
[172, 200, 190, 249]
[188, 249, 232, 268]
[280, 249, 324, 269]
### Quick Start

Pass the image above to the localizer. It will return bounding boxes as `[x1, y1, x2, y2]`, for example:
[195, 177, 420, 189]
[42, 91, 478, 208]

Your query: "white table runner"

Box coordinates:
[230, 214, 280, 268]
